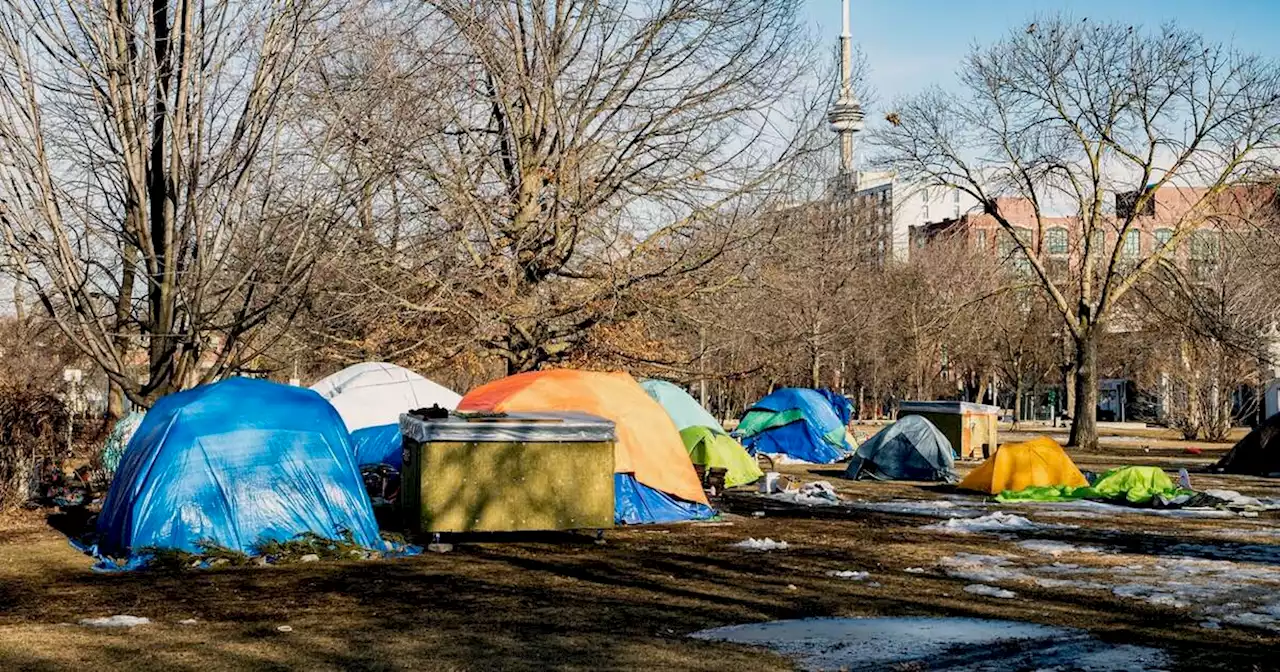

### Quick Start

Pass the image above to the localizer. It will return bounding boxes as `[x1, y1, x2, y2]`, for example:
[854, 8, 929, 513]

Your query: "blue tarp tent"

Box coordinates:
[845, 415, 956, 482]
[94, 377, 383, 568]
[614, 474, 717, 525]
[736, 388, 853, 464]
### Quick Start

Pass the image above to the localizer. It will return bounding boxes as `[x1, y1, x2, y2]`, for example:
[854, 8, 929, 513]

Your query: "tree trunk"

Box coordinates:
[1068, 329, 1100, 450]
[698, 326, 708, 407]
[1012, 375, 1024, 430]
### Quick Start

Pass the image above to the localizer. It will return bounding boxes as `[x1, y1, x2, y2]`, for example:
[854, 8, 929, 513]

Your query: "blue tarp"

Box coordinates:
[817, 389, 854, 425]
[614, 474, 716, 525]
[351, 424, 404, 469]
[738, 388, 853, 464]
[94, 377, 383, 569]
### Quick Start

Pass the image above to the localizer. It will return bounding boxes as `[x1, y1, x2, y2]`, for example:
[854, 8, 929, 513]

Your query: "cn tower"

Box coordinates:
[826, 0, 865, 191]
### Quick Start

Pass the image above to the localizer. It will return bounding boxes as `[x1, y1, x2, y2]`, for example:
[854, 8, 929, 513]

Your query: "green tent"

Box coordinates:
[997, 466, 1191, 505]
[640, 380, 762, 488]
[681, 426, 764, 489]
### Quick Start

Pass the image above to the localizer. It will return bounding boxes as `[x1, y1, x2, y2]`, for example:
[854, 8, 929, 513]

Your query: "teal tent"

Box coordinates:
[639, 380, 722, 431]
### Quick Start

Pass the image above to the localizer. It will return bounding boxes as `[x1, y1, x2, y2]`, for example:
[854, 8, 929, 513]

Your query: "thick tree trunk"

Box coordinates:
[1068, 329, 1100, 450]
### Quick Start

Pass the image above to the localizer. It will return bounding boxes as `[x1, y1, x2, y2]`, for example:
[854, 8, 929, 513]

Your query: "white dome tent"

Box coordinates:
[310, 362, 461, 468]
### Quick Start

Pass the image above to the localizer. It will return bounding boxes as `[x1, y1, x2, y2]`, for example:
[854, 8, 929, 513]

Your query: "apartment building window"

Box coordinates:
[1046, 227, 1068, 256]
[922, 188, 930, 202]
[1091, 230, 1107, 255]
[975, 229, 988, 250]
[923, 206, 930, 221]
[1154, 228, 1174, 250]
[1122, 229, 1141, 259]
[1014, 227, 1033, 271]
[953, 189, 961, 204]
[1191, 230, 1220, 280]
[999, 228, 1032, 271]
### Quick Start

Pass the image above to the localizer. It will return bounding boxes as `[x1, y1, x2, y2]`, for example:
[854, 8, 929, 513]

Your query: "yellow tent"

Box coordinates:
[958, 436, 1088, 495]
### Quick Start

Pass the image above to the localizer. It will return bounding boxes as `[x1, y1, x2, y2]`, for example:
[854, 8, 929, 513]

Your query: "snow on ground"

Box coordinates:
[849, 499, 986, 518]
[827, 570, 870, 580]
[80, 615, 150, 628]
[690, 617, 1168, 672]
[1007, 498, 1245, 519]
[921, 512, 1071, 534]
[964, 584, 1016, 599]
[935, 543, 1280, 632]
[732, 538, 789, 551]
[1016, 540, 1103, 556]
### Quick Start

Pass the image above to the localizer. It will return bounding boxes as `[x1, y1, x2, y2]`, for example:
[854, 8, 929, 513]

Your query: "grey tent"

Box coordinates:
[1214, 413, 1280, 477]
[845, 415, 956, 482]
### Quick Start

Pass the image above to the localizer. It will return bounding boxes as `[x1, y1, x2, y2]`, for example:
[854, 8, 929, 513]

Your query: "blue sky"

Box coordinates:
[805, 0, 1280, 109]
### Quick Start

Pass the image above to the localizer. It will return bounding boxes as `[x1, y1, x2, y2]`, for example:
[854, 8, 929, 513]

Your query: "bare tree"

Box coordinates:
[873, 16, 1280, 448]
[0, 0, 344, 409]
[363, 0, 832, 374]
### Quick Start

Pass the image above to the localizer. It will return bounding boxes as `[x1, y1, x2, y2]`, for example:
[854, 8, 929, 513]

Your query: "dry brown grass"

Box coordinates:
[0, 436, 1275, 671]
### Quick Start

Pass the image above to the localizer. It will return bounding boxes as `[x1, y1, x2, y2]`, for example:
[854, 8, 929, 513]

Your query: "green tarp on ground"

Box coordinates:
[997, 466, 1193, 505]
[680, 426, 764, 489]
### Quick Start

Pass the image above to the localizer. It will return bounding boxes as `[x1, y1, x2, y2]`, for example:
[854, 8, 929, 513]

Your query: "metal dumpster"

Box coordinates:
[399, 411, 615, 533]
[898, 401, 999, 459]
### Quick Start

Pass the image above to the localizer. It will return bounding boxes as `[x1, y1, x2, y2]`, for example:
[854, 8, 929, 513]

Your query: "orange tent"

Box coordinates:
[458, 370, 708, 506]
[958, 436, 1088, 495]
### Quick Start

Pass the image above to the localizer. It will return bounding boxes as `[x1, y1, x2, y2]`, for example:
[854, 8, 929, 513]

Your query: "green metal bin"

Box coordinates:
[399, 411, 616, 533]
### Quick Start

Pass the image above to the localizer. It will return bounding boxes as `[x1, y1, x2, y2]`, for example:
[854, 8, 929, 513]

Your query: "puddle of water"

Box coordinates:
[690, 616, 1168, 672]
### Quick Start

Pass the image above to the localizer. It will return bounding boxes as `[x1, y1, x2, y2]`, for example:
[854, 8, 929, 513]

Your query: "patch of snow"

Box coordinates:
[80, 615, 150, 628]
[965, 584, 1017, 599]
[691, 617, 1168, 672]
[938, 553, 1031, 584]
[1017, 540, 1103, 556]
[732, 537, 789, 551]
[922, 512, 1069, 535]
[828, 570, 870, 580]
[178, 618, 198, 625]
[1033, 577, 1111, 591]
[904, 567, 926, 574]
[851, 499, 984, 518]
[1218, 612, 1280, 631]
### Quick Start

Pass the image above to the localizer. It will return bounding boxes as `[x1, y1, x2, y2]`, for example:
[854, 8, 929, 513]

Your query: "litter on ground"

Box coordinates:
[769, 480, 842, 506]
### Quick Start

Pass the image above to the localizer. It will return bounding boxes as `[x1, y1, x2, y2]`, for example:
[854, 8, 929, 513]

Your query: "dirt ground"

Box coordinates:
[0, 429, 1277, 671]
